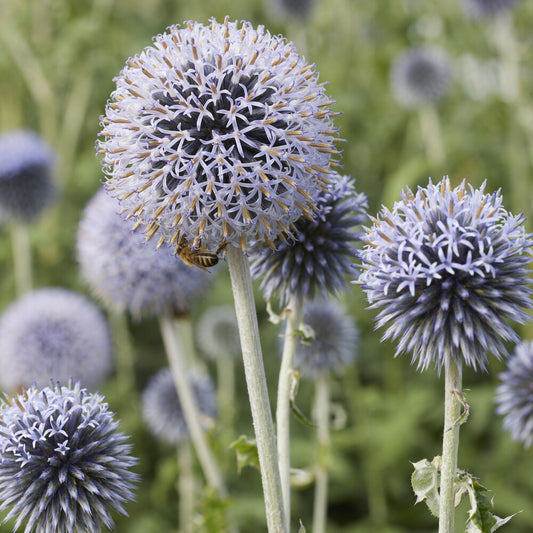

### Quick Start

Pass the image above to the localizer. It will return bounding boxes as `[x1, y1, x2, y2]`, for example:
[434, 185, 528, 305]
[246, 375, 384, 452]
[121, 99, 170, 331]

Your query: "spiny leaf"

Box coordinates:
[411, 457, 440, 517]
[289, 370, 316, 428]
[228, 435, 259, 473]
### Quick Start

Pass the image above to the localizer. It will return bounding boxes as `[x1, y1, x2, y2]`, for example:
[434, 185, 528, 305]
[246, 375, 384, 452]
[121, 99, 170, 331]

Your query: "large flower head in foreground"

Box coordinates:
[0, 129, 56, 223]
[0, 288, 112, 392]
[391, 48, 451, 109]
[141, 367, 216, 445]
[0, 381, 138, 533]
[98, 17, 339, 255]
[77, 188, 210, 320]
[357, 177, 533, 372]
[292, 300, 358, 377]
[250, 174, 367, 305]
[496, 340, 533, 447]
[463, 0, 522, 18]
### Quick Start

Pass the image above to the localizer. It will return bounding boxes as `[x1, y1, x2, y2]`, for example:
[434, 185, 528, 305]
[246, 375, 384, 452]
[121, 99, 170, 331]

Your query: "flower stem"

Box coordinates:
[418, 106, 445, 166]
[10, 224, 32, 296]
[276, 294, 303, 532]
[177, 441, 195, 533]
[438, 358, 462, 533]
[108, 310, 136, 392]
[312, 369, 331, 533]
[226, 245, 286, 533]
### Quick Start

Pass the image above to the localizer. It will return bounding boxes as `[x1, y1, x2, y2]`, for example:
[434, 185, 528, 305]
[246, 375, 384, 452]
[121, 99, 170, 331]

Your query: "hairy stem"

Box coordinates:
[226, 245, 286, 533]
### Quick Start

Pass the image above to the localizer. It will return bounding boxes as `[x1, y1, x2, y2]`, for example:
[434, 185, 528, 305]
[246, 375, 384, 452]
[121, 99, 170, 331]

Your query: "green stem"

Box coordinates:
[492, 13, 520, 102]
[159, 314, 227, 497]
[10, 224, 32, 296]
[216, 355, 236, 448]
[312, 370, 330, 533]
[276, 295, 304, 532]
[177, 441, 195, 533]
[108, 310, 136, 392]
[173, 315, 198, 367]
[418, 106, 445, 166]
[226, 245, 286, 533]
[438, 358, 462, 533]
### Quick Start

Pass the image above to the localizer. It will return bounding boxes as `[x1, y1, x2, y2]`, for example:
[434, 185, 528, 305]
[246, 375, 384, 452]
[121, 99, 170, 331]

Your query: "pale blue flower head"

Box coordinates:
[77, 188, 210, 320]
[250, 174, 367, 305]
[196, 305, 241, 360]
[141, 367, 216, 445]
[463, 0, 522, 18]
[0, 288, 112, 392]
[357, 177, 533, 373]
[0, 380, 138, 533]
[0, 129, 56, 223]
[292, 300, 358, 377]
[496, 340, 533, 447]
[269, 0, 316, 20]
[391, 48, 451, 108]
[98, 17, 339, 256]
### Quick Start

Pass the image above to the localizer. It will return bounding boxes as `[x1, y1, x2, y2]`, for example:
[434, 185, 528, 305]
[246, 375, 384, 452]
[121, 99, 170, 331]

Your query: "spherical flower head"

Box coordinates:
[250, 174, 367, 305]
[77, 188, 210, 320]
[462, 0, 522, 18]
[196, 305, 241, 359]
[0, 129, 56, 223]
[269, 0, 316, 20]
[0, 288, 112, 392]
[391, 48, 451, 108]
[292, 300, 358, 377]
[357, 177, 533, 372]
[141, 367, 216, 445]
[0, 380, 138, 533]
[98, 17, 339, 256]
[496, 340, 533, 447]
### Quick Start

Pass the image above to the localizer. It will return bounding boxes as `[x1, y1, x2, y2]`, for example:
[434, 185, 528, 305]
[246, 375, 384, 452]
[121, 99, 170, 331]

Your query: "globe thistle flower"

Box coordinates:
[390, 48, 451, 108]
[292, 300, 358, 377]
[0, 129, 56, 223]
[270, 0, 316, 20]
[141, 367, 216, 445]
[496, 340, 533, 447]
[0, 380, 138, 533]
[250, 174, 367, 305]
[98, 17, 339, 256]
[77, 188, 210, 320]
[463, 0, 522, 18]
[357, 176, 533, 372]
[196, 305, 241, 359]
[0, 288, 112, 392]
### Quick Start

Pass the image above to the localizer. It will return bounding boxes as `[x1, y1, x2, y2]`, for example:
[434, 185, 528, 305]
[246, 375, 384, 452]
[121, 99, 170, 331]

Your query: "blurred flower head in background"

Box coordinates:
[0, 380, 138, 533]
[98, 17, 339, 255]
[292, 299, 358, 376]
[250, 174, 367, 305]
[0, 129, 56, 224]
[0, 288, 112, 392]
[141, 367, 216, 445]
[77, 188, 210, 320]
[390, 48, 451, 108]
[268, 0, 316, 20]
[357, 176, 533, 372]
[196, 305, 241, 359]
[496, 340, 533, 447]
[462, 0, 522, 18]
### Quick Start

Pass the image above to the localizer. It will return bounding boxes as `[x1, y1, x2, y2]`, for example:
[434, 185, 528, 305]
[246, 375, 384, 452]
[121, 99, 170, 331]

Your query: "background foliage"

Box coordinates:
[0, 0, 532, 531]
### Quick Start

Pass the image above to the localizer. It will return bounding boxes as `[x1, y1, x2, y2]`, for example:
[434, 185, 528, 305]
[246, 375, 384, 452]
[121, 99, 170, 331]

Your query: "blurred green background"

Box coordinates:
[1, 0, 533, 531]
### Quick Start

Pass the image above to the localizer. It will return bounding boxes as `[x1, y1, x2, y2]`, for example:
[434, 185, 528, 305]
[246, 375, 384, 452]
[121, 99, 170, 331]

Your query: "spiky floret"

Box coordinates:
[196, 305, 241, 359]
[141, 367, 216, 445]
[0, 380, 138, 533]
[357, 176, 533, 372]
[98, 17, 340, 255]
[250, 174, 367, 305]
[0, 288, 112, 392]
[77, 188, 210, 320]
[496, 340, 533, 447]
[0, 129, 56, 223]
[463, 0, 522, 18]
[390, 48, 451, 108]
[293, 300, 358, 377]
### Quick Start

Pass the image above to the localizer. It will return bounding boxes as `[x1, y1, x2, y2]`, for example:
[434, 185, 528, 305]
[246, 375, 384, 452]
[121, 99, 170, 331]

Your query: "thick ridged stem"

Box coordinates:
[226, 245, 286, 533]
[10, 224, 32, 296]
[312, 370, 331, 533]
[276, 294, 304, 532]
[438, 358, 462, 533]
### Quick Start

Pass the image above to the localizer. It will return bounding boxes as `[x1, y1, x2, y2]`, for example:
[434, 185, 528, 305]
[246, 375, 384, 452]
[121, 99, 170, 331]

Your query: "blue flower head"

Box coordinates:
[496, 340, 533, 447]
[391, 48, 451, 108]
[0, 380, 138, 533]
[250, 174, 367, 305]
[269, 0, 316, 20]
[77, 188, 210, 320]
[357, 177, 533, 372]
[0, 288, 113, 392]
[98, 17, 340, 257]
[463, 0, 522, 18]
[0, 129, 56, 223]
[141, 367, 216, 445]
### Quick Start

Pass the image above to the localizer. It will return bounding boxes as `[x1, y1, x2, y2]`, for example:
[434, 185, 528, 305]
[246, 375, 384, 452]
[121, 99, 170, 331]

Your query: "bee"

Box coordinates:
[176, 242, 227, 271]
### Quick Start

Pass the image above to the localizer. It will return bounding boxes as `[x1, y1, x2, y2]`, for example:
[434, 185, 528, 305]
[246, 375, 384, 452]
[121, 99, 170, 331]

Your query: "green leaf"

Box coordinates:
[229, 435, 259, 473]
[411, 457, 440, 517]
[289, 370, 316, 428]
[297, 519, 306, 532]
